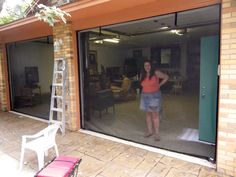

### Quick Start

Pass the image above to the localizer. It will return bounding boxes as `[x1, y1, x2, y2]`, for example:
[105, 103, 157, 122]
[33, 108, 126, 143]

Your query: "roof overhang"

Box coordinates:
[0, 0, 221, 44]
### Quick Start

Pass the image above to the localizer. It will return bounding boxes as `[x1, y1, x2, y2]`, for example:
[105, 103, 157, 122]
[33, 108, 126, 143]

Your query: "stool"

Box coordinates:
[35, 156, 82, 177]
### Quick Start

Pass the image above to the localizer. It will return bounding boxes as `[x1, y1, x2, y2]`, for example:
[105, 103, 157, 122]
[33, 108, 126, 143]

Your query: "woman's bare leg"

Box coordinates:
[144, 112, 153, 137]
[152, 112, 160, 141]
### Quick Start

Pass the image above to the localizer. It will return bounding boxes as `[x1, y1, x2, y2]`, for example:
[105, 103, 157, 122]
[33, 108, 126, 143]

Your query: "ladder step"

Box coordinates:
[55, 58, 64, 61]
[52, 95, 63, 99]
[51, 108, 63, 112]
[54, 71, 63, 74]
[53, 83, 63, 87]
[50, 120, 62, 125]
[50, 58, 67, 135]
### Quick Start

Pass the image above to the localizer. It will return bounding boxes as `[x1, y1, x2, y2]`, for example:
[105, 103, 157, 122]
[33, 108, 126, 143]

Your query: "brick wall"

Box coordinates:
[53, 23, 79, 131]
[0, 46, 7, 111]
[218, 0, 236, 176]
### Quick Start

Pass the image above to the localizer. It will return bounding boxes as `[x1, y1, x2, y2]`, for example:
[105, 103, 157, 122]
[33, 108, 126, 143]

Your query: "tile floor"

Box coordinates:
[0, 112, 230, 177]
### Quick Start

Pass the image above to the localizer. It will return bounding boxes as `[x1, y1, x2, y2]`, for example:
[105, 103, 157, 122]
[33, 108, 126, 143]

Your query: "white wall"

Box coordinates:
[180, 44, 188, 77]
[126, 47, 150, 59]
[9, 41, 54, 96]
[90, 43, 190, 79]
[90, 44, 128, 74]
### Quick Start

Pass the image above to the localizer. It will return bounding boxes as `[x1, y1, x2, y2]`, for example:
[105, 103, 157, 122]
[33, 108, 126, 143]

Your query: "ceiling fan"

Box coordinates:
[171, 28, 188, 36]
[89, 27, 120, 44]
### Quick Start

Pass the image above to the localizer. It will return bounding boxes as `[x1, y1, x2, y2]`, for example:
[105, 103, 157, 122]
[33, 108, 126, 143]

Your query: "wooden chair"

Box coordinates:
[111, 77, 133, 101]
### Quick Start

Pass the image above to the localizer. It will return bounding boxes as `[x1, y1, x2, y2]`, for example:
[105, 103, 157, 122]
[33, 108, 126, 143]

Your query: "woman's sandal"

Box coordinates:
[143, 132, 153, 138]
[154, 134, 160, 141]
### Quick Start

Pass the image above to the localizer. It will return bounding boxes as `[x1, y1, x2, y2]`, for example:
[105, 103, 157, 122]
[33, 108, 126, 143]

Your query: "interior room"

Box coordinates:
[7, 36, 54, 119]
[80, 5, 220, 161]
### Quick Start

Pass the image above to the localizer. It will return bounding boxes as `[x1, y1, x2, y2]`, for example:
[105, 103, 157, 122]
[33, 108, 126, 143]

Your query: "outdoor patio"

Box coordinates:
[0, 112, 229, 177]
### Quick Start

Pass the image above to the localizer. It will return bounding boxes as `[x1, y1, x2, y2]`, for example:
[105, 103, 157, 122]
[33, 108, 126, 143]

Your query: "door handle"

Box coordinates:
[201, 86, 206, 98]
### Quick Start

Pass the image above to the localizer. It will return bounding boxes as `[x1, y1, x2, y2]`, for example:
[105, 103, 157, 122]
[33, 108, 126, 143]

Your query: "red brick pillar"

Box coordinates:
[218, 0, 236, 176]
[53, 23, 79, 131]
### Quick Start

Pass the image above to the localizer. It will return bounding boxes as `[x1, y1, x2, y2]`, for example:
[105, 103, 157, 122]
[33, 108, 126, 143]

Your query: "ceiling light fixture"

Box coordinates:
[160, 26, 169, 30]
[176, 31, 184, 36]
[94, 40, 104, 44]
[170, 29, 186, 36]
[171, 29, 178, 34]
[103, 38, 120, 43]
[94, 38, 120, 44]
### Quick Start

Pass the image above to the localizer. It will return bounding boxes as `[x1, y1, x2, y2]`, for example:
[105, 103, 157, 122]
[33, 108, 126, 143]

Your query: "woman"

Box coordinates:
[140, 60, 169, 141]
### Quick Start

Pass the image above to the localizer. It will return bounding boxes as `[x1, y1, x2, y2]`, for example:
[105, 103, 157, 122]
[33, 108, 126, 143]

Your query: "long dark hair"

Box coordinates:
[140, 59, 155, 82]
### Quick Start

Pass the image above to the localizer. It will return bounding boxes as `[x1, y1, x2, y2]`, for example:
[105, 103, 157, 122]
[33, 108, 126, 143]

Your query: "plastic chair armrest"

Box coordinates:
[22, 131, 45, 140]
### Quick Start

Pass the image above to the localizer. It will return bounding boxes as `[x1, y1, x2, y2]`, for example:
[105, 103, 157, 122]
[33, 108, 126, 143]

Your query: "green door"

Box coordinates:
[199, 36, 219, 144]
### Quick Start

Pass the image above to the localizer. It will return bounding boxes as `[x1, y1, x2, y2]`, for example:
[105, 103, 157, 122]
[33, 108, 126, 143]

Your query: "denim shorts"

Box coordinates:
[140, 91, 162, 112]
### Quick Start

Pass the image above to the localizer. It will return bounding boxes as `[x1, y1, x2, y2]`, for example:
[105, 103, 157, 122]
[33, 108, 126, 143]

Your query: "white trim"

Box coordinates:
[9, 111, 49, 123]
[79, 129, 216, 169]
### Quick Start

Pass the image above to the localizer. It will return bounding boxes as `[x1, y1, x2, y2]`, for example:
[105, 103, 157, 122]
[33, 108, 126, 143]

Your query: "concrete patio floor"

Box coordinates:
[0, 112, 230, 177]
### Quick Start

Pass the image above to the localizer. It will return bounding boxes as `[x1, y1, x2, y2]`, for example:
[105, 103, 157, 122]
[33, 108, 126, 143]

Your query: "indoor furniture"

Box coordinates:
[90, 89, 115, 118]
[169, 77, 184, 95]
[111, 76, 136, 101]
[17, 85, 42, 107]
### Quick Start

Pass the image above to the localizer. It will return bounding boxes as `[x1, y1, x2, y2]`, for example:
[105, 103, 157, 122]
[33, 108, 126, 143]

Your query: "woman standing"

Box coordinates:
[140, 60, 169, 141]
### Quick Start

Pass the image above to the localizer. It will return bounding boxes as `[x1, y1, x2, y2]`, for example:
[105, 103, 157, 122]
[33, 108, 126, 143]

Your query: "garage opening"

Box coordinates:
[79, 5, 220, 161]
[7, 36, 54, 120]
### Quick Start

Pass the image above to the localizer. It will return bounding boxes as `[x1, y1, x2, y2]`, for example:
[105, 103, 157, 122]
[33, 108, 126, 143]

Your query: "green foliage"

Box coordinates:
[0, 15, 14, 24]
[0, 2, 30, 25]
[0, 2, 71, 26]
[35, 4, 71, 27]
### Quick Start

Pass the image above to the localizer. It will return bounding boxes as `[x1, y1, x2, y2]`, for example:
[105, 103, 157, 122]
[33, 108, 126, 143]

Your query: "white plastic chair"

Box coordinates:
[19, 123, 60, 170]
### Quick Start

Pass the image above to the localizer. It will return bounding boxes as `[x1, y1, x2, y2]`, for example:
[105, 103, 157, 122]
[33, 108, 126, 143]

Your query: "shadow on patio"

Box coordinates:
[0, 112, 228, 177]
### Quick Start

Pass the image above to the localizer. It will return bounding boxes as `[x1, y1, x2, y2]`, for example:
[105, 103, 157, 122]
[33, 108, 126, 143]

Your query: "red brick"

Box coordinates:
[53, 23, 78, 131]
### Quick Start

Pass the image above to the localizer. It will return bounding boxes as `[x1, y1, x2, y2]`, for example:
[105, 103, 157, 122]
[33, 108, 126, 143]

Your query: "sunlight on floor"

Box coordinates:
[178, 128, 199, 142]
[0, 151, 36, 177]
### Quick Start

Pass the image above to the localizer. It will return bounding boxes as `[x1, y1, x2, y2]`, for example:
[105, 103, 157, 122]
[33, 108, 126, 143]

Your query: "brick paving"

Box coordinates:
[0, 112, 231, 177]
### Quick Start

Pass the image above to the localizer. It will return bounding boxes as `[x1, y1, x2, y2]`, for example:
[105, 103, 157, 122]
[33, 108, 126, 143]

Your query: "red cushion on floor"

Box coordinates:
[36, 156, 81, 177]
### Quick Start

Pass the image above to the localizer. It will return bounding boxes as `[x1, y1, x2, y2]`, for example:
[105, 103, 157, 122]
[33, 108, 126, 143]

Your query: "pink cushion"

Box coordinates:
[36, 156, 81, 177]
